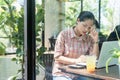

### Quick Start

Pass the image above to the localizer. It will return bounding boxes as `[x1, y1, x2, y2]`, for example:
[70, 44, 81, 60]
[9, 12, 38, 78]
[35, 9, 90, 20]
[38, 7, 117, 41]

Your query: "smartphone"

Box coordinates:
[68, 64, 86, 69]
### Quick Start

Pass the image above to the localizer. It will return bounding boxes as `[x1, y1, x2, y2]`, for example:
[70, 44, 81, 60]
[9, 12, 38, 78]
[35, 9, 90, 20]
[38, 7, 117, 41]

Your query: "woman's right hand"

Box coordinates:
[75, 55, 86, 63]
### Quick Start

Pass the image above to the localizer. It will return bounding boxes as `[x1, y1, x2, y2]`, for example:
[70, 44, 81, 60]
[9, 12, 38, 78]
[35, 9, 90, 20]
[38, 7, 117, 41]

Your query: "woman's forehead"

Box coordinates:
[82, 19, 94, 26]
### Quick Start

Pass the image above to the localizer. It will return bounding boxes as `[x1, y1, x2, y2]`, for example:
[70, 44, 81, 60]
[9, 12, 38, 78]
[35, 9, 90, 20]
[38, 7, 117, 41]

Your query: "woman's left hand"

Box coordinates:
[89, 27, 99, 42]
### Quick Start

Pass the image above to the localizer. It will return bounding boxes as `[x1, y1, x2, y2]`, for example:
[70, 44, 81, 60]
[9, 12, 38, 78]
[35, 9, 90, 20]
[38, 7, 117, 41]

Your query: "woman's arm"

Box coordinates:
[89, 27, 99, 58]
[55, 54, 86, 65]
[92, 42, 99, 58]
[55, 56, 76, 65]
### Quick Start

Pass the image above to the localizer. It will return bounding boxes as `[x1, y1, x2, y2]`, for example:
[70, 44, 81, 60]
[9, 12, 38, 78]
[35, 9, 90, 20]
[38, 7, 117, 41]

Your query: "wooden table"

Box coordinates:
[60, 65, 120, 80]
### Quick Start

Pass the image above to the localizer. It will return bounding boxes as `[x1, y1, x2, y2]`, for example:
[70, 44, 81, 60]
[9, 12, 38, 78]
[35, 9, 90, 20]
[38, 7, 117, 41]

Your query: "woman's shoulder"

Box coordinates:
[60, 27, 73, 34]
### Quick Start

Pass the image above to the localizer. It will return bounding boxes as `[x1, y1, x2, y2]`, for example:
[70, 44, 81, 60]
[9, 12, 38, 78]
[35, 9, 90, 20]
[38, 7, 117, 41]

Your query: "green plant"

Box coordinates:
[36, 46, 47, 74]
[65, 1, 80, 27]
[105, 44, 120, 73]
[0, 0, 24, 47]
[0, 0, 24, 79]
[0, 0, 46, 79]
[11, 47, 24, 79]
[0, 42, 6, 55]
[36, 3, 47, 74]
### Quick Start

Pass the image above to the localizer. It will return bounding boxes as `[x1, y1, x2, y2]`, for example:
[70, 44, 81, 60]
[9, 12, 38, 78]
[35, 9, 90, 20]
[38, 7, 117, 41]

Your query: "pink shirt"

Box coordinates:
[52, 27, 94, 78]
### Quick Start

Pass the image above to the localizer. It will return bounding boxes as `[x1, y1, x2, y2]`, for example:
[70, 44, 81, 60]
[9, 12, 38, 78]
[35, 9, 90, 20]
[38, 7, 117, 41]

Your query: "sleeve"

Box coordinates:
[54, 31, 65, 58]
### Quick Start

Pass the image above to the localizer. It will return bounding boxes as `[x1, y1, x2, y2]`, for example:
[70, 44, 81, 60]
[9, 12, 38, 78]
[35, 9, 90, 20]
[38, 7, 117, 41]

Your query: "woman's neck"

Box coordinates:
[74, 27, 82, 37]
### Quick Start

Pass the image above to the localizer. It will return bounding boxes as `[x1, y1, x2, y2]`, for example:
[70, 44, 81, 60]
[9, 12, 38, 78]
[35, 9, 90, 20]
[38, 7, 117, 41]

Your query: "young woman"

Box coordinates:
[52, 11, 99, 80]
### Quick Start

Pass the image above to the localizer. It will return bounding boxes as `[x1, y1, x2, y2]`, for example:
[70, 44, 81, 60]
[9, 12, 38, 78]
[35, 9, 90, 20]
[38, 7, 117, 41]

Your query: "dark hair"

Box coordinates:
[95, 19, 100, 29]
[77, 11, 95, 22]
[107, 25, 120, 41]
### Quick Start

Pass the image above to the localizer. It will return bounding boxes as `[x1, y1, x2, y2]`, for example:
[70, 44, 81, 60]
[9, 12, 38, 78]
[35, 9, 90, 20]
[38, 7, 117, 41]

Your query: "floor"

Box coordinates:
[0, 54, 45, 80]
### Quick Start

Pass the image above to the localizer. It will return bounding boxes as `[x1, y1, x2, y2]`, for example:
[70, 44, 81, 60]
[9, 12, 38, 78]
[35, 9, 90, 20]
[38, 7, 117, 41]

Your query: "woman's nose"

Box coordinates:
[85, 28, 89, 31]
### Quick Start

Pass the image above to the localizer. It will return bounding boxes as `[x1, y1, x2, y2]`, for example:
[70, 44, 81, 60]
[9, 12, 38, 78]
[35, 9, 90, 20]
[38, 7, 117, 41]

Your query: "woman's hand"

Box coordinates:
[75, 55, 87, 63]
[89, 27, 99, 58]
[89, 27, 99, 43]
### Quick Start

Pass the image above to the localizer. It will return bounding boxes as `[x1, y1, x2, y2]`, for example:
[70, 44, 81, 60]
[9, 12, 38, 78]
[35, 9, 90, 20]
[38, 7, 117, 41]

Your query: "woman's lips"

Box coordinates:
[83, 32, 87, 34]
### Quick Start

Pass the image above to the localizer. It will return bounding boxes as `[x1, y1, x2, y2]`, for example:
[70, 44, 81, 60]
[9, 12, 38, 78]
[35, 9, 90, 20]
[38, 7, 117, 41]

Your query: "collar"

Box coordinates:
[70, 27, 87, 41]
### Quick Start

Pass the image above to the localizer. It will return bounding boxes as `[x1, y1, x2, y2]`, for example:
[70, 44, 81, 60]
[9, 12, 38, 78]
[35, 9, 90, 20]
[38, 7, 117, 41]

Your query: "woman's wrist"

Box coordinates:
[94, 41, 99, 44]
[73, 59, 77, 64]
[94, 40, 99, 44]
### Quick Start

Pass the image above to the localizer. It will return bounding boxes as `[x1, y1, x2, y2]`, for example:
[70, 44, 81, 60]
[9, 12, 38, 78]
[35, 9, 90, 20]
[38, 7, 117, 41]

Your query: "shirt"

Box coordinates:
[52, 27, 94, 78]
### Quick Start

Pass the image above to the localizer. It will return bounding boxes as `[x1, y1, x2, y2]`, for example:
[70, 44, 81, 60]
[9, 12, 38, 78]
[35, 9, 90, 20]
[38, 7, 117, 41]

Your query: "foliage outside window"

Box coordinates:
[64, 0, 120, 38]
[65, 1, 81, 27]
[0, 0, 46, 79]
[0, 0, 24, 79]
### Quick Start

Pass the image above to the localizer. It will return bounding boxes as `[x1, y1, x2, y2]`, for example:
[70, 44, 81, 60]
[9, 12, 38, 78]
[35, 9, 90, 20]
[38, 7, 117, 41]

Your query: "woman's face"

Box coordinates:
[76, 19, 94, 36]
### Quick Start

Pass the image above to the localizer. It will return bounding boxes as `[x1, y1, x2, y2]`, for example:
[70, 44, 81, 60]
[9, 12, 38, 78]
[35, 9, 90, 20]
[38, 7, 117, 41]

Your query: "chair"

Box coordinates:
[40, 53, 54, 80]
[49, 37, 56, 51]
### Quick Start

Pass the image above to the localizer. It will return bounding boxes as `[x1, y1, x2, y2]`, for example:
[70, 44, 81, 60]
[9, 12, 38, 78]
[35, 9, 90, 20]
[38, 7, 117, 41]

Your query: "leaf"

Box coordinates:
[17, 69, 22, 74]
[16, 48, 22, 54]
[7, 75, 17, 80]
[11, 58, 17, 61]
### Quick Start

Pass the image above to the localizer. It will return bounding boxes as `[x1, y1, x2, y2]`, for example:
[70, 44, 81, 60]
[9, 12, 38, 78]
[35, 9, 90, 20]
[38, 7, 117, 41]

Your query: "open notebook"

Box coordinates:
[76, 41, 119, 68]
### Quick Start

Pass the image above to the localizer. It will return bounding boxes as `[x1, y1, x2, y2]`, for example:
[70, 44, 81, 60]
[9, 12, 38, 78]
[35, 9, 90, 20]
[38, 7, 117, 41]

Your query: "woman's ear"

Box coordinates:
[77, 18, 80, 22]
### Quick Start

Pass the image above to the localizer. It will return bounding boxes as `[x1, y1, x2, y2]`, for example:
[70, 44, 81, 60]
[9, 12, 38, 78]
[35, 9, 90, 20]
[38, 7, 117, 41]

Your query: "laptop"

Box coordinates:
[76, 41, 119, 68]
[96, 41, 119, 68]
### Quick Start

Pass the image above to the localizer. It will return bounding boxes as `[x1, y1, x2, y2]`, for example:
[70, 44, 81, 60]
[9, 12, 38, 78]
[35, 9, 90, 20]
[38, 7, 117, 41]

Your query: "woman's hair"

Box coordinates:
[77, 11, 95, 22]
[95, 19, 100, 29]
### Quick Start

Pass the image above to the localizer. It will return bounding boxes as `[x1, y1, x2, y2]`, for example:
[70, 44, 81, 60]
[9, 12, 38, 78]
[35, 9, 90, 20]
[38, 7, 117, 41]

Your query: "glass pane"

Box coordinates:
[0, 0, 23, 79]
[36, 0, 46, 80]
[65, 1, 81, 28]
[83, 0, 99, 19]
[101, 0, 120, 37]
[37, 0, 120, 80]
